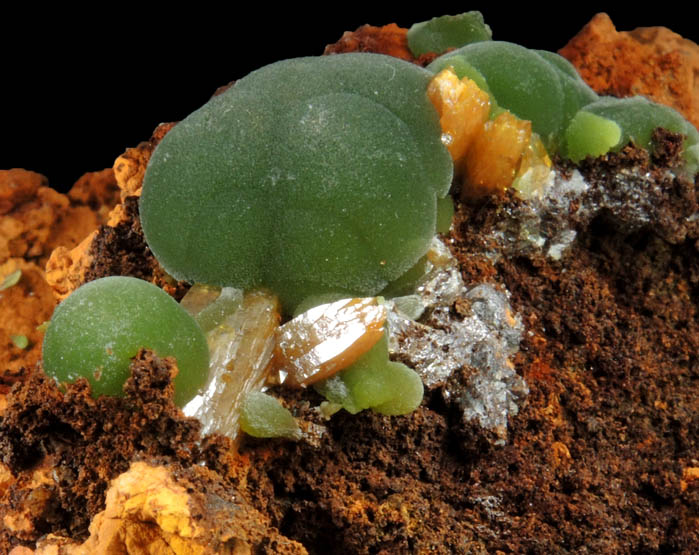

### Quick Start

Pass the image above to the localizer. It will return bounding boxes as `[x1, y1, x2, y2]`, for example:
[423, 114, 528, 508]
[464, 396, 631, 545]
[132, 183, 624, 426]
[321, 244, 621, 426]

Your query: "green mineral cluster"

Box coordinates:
[576, 96, 699, 172]
[412, 12, 698, 174]
[240, 391, 302, 440]
[407, 12, 492, 57]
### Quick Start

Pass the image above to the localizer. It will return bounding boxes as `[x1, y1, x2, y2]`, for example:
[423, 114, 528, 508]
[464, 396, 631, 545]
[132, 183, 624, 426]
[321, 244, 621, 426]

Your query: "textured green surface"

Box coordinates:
[141, 53, 452, 313]
[379, 255, 430, 298]
[240, 391, 301, 439]
[407, 12, 492, 57]
[534, 49, 599, 132]
[42, 277, 209, 406]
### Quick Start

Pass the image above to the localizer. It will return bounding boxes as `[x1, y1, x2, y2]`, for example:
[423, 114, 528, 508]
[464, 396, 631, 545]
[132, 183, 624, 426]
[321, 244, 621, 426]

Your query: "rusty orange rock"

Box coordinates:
[23, 462, 306, 554]
[0, 169, 115, 268]
[44, 231, 97, 301]
[0, 168, 118, 387]
[67, 169, 120, 223]
[560, 13, 699, 129]
[0, 260, 56, 379]
[324, 23, 415, 61]
[45, 123, 175, 301]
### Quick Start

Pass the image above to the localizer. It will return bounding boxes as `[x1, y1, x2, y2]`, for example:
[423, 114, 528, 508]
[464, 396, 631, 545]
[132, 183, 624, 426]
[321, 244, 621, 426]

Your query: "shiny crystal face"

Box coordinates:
[140, 53, 452, 314]
[274, 297, 387, 387]
[183, 289, 281, 438]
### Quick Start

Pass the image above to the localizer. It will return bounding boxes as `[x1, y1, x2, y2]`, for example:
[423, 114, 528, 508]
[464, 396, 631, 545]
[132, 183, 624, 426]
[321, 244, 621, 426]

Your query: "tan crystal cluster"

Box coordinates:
[184, 290, 390, 441]
[184, 290, 281, 438]
[274, 297, 387, 387]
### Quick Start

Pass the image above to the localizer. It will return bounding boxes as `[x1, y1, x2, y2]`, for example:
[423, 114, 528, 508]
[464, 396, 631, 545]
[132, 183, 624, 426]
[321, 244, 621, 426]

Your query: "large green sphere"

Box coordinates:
[140, 53, 452, 313]
[42, 276, 209, 406]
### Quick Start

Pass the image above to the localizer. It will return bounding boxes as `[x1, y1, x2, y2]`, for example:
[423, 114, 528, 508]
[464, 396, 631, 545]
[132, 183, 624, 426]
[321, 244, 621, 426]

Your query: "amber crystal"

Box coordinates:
[462, 111, 532, 198]
[183, 290, 280, 439]
[427, 68, 491, 164]
[274, 297, 387, 387]
[427, 67, 554, 200]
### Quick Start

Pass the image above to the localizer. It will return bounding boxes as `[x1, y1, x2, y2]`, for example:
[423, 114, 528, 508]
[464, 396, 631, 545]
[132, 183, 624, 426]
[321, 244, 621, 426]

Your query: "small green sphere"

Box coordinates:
[42, 276, 209, 406]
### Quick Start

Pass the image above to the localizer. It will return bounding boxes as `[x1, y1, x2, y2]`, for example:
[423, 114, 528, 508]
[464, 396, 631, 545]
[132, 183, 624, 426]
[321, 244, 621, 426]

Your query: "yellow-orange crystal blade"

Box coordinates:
[462, 111, 531, 199]
[275, 297, 387, 387]
[427, 68, 491, 165]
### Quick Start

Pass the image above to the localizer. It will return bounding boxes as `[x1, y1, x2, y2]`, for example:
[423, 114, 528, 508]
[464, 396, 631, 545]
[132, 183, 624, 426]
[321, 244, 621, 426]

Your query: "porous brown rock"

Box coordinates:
[1, 13, 698, 555]
[21, 462, 305, 555]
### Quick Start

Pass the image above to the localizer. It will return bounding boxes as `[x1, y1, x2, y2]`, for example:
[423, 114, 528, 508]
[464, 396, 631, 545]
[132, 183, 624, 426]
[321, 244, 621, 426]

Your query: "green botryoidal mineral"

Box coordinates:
[42, 276, 209, 406]
[140, 53, 452, 314]
[427, 35, 699, 172]
[572, 96, 699, 173]
[314, 333, 423, 416]
[407, 12, 492, 57]
[564, 111, 622, 162]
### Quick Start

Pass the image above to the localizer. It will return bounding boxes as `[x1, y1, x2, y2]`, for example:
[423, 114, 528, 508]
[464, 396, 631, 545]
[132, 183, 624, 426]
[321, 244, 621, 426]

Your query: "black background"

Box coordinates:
[2, 6, 695, 192]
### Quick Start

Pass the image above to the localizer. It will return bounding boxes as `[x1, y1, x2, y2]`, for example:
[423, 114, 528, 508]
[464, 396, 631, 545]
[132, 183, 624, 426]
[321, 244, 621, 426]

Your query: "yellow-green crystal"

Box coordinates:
[240, 391, 301, 439]
[11, 335, 28, 349]
[314, 333, 423, 415]
[564, 111, 622, 162]
[0, 269, 21, 291]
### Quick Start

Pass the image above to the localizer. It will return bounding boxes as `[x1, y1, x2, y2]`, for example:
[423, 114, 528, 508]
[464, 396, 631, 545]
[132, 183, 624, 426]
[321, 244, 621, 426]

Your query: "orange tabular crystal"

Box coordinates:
[462, 111, 532, 199]
[275, 298, 387, 387]
[427, 69, 491, 164]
